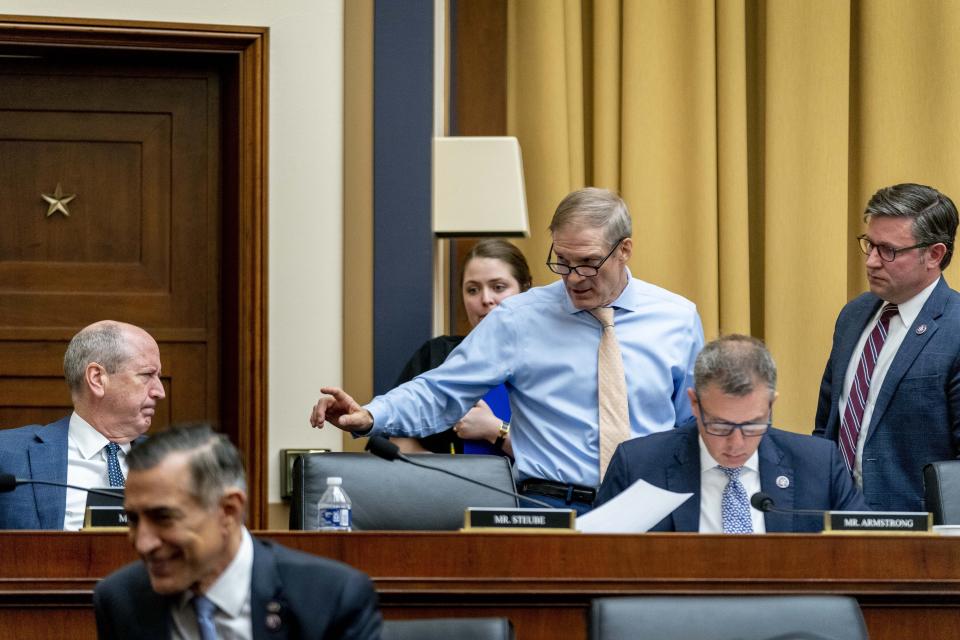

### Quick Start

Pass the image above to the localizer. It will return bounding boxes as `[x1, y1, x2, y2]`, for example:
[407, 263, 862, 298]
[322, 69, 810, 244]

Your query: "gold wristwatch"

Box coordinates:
[494, 421, 510, 450]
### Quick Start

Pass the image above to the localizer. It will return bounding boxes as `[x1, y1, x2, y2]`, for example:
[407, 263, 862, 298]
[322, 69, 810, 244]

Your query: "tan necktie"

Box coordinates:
[590, 306, 630, 479]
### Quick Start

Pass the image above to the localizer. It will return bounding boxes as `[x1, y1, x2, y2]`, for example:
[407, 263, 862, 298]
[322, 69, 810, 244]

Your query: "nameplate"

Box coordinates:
[824, 511, 932, 534]
[463, 507, 577, 531]
[83, 506, 129, 529]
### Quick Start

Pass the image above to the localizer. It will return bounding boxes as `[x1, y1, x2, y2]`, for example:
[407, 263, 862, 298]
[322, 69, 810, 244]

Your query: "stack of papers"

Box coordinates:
[575, 479, 692, 533]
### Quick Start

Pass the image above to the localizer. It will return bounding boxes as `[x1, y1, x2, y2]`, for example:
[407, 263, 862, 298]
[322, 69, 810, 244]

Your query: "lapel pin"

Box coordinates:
[266, 613, 282, 631]
[776, 475, 790, 489]
[916, 324, 927, 335]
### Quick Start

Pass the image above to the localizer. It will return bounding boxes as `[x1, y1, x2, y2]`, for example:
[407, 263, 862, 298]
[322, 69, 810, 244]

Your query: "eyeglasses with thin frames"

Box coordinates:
[546, 238, 625, 277]
[695, 392, 772, 437]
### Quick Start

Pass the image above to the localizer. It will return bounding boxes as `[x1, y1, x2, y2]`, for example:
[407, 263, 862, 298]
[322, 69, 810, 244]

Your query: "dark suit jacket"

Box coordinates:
[595, 423, 868, 532]
[0, 417, 72, 529]
[814, 277, 960, 511]
[93, 536, 382, 640]
[0, 416, 147, 530]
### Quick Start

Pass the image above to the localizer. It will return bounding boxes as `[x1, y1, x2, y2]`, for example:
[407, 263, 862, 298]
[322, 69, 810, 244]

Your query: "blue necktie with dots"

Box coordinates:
[719, 466, 753, 533]
[105, 442, 125, 488]
[192, 594, 218, 640]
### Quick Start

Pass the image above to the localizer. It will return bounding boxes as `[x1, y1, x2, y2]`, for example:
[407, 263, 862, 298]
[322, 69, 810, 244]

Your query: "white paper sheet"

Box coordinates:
[575, 479, 693, 533]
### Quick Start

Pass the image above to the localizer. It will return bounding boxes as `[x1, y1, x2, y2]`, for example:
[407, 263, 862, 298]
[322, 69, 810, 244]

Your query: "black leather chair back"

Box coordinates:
[923, 460, 960, 524]
[589, 595, 868, 640]
[290, 452, 517, 530]
[383, 617, 514, 640]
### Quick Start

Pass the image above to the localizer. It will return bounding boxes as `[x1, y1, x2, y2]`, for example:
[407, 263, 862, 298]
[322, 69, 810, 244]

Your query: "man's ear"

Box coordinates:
[620, 237, 633, 262]
[926, 242, 948, 270]
[687, 387, 700, 420]
[85, 363, 107, 399]
[219, 489, 247, 525]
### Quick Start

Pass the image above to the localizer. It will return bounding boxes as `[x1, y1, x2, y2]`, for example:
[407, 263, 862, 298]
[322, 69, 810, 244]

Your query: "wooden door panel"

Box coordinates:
[0, 57, 219, 435]
[0, 340, 211, 431]
[0, 73, 211, 327]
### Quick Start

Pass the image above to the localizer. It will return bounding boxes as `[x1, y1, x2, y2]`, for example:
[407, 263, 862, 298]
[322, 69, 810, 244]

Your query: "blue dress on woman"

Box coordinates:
[393, 335, 510, 455]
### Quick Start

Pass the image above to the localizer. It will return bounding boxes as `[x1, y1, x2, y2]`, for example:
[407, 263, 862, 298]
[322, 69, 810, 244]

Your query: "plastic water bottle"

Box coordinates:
[316, 476, 352, 531]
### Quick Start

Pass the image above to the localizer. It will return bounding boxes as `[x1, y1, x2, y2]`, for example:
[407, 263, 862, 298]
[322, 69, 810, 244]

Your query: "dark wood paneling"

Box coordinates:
[450, 0, 508, 335]
[0, 63, 212, 326]
[1, 531, 959, 640]
[0, 340, 208, 432]
[0, 16, 268, 527]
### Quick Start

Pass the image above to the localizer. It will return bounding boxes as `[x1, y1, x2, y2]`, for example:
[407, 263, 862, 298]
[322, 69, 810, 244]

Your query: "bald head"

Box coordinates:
[64, 321, 150, 392]
[65, 321, 165, 442]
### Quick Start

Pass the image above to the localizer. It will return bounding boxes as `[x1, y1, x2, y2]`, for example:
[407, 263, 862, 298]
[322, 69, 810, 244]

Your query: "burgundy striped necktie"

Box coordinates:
[839, 303, 899, 472]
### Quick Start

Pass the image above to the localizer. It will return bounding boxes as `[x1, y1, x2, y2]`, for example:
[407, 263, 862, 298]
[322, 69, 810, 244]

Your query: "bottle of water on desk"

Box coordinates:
[316, 476, 352, 531]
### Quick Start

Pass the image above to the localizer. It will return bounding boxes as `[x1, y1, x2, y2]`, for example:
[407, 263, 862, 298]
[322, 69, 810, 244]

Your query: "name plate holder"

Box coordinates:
[83, 506, 129, 530]
[463, 507, 577, 532]
[82, 486, 126, 530]
[824, 511, 932, 534]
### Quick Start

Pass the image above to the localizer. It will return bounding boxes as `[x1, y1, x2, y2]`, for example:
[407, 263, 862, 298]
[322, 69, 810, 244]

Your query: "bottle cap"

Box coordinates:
[326, 476, 343, 486]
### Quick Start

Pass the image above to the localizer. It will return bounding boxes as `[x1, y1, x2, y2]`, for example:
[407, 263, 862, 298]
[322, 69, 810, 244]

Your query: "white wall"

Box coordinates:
[0, 0, 347, 503]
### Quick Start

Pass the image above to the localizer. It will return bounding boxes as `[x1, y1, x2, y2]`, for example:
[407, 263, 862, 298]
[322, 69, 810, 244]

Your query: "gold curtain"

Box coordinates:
[506, 0, 960, 432]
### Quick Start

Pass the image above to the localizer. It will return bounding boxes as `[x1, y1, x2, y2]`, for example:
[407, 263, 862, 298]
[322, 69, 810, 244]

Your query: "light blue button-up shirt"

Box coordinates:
[366, 272, 704, 488]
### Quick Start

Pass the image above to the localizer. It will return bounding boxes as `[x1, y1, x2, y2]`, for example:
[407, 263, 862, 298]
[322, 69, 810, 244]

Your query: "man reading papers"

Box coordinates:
[595, 335, 868, 533]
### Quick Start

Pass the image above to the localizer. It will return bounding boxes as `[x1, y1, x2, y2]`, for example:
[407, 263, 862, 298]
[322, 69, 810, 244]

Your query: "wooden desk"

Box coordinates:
[1, 531, 959, 639]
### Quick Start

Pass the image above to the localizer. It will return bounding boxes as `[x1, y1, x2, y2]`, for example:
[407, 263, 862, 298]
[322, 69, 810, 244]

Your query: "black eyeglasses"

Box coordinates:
[695, 392, 771, 437]
[857, 235, 931, 262]
[546, 238, 624, 277]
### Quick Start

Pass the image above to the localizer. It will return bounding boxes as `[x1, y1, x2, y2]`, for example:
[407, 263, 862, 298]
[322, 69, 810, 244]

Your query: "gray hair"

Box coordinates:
[63, 322, 129, 392]
[693, 335, 777, 397]
[549, 187, 632, 248]
[865, 183, 958, 269]
[127, 423, 247, 509]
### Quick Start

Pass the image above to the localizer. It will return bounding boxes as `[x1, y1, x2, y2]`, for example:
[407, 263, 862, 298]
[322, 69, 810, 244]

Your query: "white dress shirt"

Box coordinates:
[64, 412, 130, 531]
[698, 436, 765, 533]
[839, 278, 938, 488]
[171, 527, 254, 640]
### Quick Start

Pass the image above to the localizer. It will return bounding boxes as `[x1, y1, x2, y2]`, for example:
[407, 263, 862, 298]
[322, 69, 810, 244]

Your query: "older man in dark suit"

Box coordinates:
[814, 183, 960, 512]
[93, 424, 381, 640]
[597, 335, 867, 533]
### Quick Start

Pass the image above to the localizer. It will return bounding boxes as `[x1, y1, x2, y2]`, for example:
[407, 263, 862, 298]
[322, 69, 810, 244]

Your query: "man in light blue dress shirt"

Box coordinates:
[311, 188, 704, 513]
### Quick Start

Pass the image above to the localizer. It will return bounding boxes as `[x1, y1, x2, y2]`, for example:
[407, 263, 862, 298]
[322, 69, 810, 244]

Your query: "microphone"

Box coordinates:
[750, 491, 826, 517]
[365, 436, 554, 509]
[0, 473, 124, 500]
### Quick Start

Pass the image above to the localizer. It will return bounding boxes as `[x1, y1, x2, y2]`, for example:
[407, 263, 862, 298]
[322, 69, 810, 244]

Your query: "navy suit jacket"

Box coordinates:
[595, 423, 868, 532]
[0, 416, 147, 530]
[0, 417, 72, 529]
[93, 536, 382, 640]
[814, 277, 960, 511]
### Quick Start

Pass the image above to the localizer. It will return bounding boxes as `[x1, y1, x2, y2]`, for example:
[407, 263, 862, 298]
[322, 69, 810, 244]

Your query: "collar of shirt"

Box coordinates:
[178, 527, 254, 622]
[883, 276, 939, 331]
[560, 267, 641, 315]
[68, 412, 131, 460]
[697, 433, 760, 477]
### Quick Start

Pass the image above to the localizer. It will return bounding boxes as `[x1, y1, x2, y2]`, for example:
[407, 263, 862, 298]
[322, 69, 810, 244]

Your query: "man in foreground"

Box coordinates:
[311, 187, 704, 513]
[815, 183, 960, 511]
[0, 320, 164, 530]
[596, 335, 868, 532]
[93, 424, 382, 639]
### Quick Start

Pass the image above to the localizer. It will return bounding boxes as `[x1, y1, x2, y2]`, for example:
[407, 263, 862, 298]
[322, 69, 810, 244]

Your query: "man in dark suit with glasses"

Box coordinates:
[814, 183, 960, 512]
[596, 335, 867, 533]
